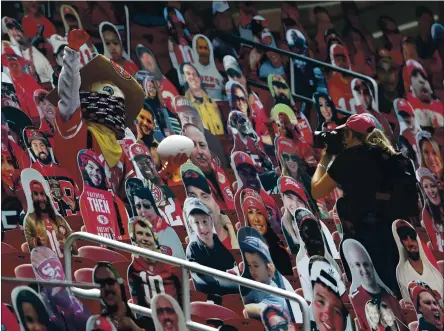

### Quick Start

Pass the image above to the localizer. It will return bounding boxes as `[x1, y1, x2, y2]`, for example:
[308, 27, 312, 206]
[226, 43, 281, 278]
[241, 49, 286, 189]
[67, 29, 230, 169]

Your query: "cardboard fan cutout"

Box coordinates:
[23, 127, 80, 217]
[60, 4, 99, 66]
[231, 151, 282, 235]
[1, 108, 31, 230]
[11, 286, 59, 331]
[406, 59, 443, 130]
[223, 56, 270, 142]
[416, 130, 443, 183]
[308, 256, 352, 331]
[21, 168, 77, 258]
[416, 167, 444, 253]
[238, 188, 292, 276]
[285, 28, 321, 101]
[127, 217, 183, 307]
[31, 246, 90, 328]
[183, 196, 239, 296]
[328, 44, 355, 114]
[138, 72, 182, 136]
[225, 80, 271, 147]
[2, 17, 54, 85]
[293, 208, 339, 303]
[228, 111, 277, 194]
[164, 6, 194, 84]
[394, 98, 421, 166]
[279, 176, 310, 255]
[392, 220, 443, 305]
[181, 123, 235, 211]
[33, 89, 57, 141]
[191, 34, 226, 101]
[152, 294, 187, 331]
[1, 47, 42, 125]
[237, 226, 303, 323]
[312, 92, 344, 131]
[181, 62, 225, 135]
[135, 43, 181, 114]
[351, 78, 395, 141]
[180, 162, 238, 249]
[129, 143, 185, 227]
[407, 281, 443, 331]
[78, 149, 130, 241]
[341, 239, 409, 331]
[125, 177, 185, 259]
[99, 21, 139, 76]
[269, 100, 313, 146]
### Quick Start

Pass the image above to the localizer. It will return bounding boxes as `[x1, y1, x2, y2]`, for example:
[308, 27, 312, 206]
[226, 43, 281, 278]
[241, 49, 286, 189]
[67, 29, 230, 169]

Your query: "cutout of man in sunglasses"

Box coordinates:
[90, 262, 145, 331]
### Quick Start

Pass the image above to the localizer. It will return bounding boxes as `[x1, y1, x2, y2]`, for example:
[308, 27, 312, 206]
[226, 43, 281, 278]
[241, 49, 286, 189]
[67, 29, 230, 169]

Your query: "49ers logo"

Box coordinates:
[110, 60, 132, 80]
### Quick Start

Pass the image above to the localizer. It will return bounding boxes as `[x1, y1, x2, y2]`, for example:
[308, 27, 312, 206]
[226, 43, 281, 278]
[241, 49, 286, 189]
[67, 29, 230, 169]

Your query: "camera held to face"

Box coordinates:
[313, 130, 344, 155]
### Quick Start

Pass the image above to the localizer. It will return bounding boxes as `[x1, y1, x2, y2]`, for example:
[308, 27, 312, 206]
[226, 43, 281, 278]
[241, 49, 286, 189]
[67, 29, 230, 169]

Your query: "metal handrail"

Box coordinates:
[1, 277, 100, 289]
[221, 32, 379, 109]
[64, 232, 311, 331]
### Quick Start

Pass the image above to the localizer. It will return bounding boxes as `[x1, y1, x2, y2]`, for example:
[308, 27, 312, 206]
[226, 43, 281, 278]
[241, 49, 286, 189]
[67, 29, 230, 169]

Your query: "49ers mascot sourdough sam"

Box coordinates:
[46, 30, 144, 197]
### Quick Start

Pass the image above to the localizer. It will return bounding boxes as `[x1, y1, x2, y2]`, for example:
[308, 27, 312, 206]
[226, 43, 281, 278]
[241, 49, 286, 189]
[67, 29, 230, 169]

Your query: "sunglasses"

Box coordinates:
[282, 154, 298, 162]
[270, 322, 289, 331]
[234, 95, 248, 103]
[96, 278, 117, 288]
[156, 307, 176, 315]
[236, 118, 247, 124]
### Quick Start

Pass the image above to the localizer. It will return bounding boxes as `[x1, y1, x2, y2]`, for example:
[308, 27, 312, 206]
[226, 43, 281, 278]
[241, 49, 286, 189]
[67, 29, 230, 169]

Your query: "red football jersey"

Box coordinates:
[128, 256, 182, 308]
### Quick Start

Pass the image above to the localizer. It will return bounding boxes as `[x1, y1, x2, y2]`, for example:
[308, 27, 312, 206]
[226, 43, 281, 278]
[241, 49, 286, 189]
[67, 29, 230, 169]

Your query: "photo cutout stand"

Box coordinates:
[31, 246, 90, 328]
[125, 177, 185, 259]
[21, 168, 75, 259]
[77, 149, 129, 241]
[239, 187, 293, 276]
[129, 143, 184, 227]
[237, 226, 303, 323]
[23, 127, 80, 217]
[341, 238, 408, 331]
[293, 208, 340, 303]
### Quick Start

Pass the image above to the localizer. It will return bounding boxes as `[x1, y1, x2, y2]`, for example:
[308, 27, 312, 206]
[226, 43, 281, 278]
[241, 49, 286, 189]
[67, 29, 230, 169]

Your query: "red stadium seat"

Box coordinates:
[286, 275, 301, 290]
[2, 280, 28, 305]
[112, 260, 131, 281]
[3, 230, 26, 251]
[14, 264, 35, 279]
[170, 186, 186, 205]
[221, 294, 245, 316]
[74, 268, 94, 283]
[190, 302, 239, 321]
[2, 252, 31, 277]
[190, 290, 207, 303]
[61, 256, 97, 277]
[78, 246, 129, 263]
[223, 318, 265, 331]
[64, 215, 85, 232]
[1, 242, 17, 254]
[230, 249, 243, 265]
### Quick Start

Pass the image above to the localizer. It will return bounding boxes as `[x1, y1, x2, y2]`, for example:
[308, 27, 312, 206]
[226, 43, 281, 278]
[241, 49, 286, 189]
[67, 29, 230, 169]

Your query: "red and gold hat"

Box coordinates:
[279, 176, 308, 203]
[233, 151, 256, 169]
[276, 137, 298, 156]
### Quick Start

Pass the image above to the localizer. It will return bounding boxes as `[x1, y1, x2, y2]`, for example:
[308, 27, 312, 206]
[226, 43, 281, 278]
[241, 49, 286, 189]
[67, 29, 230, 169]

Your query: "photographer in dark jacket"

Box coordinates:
[311, 114, 415, 298]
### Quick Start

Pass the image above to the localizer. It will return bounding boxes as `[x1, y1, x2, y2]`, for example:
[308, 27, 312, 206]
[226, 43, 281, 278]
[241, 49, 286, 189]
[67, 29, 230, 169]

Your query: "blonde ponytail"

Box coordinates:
[352, 128, 399, 156]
